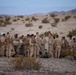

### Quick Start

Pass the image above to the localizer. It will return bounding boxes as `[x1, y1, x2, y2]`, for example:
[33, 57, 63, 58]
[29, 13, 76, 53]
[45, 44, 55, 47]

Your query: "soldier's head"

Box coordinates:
[31, 34, 34, 38]
[69, 35, 72, 39]
[62, 37, 65, 40]
[14, 34, 18, 38]
[73, 38, 76, 42]
[48, 33, 53, 38]
[40, 34, 44, 39]
[27, 34, 30, 38]
[56, 35, 59, 38]
[2, 33, 6, 37]
[7, 32, 9, 35]
[36, 32, 39, 36]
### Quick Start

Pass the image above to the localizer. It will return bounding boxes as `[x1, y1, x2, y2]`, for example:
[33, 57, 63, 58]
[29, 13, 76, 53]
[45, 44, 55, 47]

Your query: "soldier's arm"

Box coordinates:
[29, 39, 33, 46]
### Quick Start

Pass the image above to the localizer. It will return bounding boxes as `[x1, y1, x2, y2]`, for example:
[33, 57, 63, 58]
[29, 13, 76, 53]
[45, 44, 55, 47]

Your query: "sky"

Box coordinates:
[0, 0, 76, 15]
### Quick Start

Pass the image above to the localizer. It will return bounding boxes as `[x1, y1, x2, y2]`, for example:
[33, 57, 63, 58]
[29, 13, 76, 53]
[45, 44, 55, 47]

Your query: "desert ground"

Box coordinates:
[0, 57, 76, 75]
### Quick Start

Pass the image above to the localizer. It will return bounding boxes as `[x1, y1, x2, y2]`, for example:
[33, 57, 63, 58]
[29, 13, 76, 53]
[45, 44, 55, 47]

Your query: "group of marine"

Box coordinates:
[0, 32, 76, 58]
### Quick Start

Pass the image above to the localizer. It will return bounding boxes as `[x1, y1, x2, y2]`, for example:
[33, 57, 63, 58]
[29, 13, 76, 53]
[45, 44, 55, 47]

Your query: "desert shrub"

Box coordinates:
[32, 16, 38, 21]
[25, 23, 33, 27]
[52, 33, 58, 38]
[0, 17, 11, 27]
[44, 31, 51, 37]
[4, 21, 11, 25]
[25, 18, 30, 21]
[73, 16, 76, 18]
[13, 19, 17, 22]
[5, 16, 10, 21]
[62, 15, 71, 21]
[65, 15, 71, 20]
[51, 23, 57, 27]
[22, 20, 24, 21]
[54, 18, 60, 24]
[67, 29, 76, 37]
[62, 49, 73, 57]
[50, 13, 56, 17]
[12, 56, 41, 70]
[11, 28, 14, 31]
[39, 25, 43, 29]
[18, 15, 23, 18]
[42, 18, 49, 23]
[17, 18, 20, 20]
[0, 19, 4, 23]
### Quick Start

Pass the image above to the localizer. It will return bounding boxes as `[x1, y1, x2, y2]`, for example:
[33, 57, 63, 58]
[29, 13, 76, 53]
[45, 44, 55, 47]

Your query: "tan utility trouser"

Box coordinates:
[6, 44, 15, 57]
[48, 45, 54, 58]
[29, 45, 34, 57]
[55, 46, 61, 58]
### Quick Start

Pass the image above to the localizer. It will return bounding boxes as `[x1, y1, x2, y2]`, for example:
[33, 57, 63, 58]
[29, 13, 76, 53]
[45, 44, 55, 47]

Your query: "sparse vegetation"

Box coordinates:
[50, 13, 56, 17]
[32, 16, 38, 21]
[44, 31, 51, 36]
[54, 18, 60, 24]
[39, 25, 43, 29]
[17, 18, 20, 20]
[25, 23, 33, 27]
[0, 16, 11, 27]
[25, 18, 30, 21]
[11, 28, 14, 31]
[18, 15, 24, 18]
[52, 33, 58, 38]
[62, 15, 71, 21]
[65, 15, 71, 20]
[51, 23, 57, 27]
[12, 56, 41, 70]
[42, 18, 49, 23]
[73, 16, 76, 18]
[67, 29, 76, 37]
[13, 19, 17, 22]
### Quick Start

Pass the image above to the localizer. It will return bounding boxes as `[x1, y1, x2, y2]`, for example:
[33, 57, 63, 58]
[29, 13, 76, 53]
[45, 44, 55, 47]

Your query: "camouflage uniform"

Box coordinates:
[0, 36, 6, 56]
[61, 37, 69, 57]
[48, 37, 54, 58]
[13, 37, 20, 56]
[72, 38, 76, 57]
[68, 39, 73, 55]
[54, 38, 61, 58]
[5, 37, 15, 57]
[40, 36, 47, 55]
[23, 37, 30, 57]
[35, 35, 41, 57]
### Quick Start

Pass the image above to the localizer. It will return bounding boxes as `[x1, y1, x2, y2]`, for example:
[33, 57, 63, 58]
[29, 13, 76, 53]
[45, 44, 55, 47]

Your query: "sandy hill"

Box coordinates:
[0, 9, 76, 37]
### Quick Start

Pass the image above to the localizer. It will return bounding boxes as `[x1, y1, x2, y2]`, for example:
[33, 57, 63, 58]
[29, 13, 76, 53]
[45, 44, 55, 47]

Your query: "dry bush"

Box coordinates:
[12, 56, 41, 70]
[42, 18, 49, 23]
[65, 15, 71, 20]
[73, 16, 76, 18]
[52, 33, 58, 38]
[18, 15, 24, 18]
[39, 25, 43, 29]
[62, 49, 73, 57]
[54, 18, 60, 24]
[50, 13, 56, 17]
[67, 29, 76, 37]
[13, 19, 17, 22]
[25, 18, 30, 21]
[25, 23, 33, 27]
[32, 16, 38, 21]
[17, 18, 20, 20]
[51, 23, 57, 27]
[44, 31, 51, 37]
[11, 28, 14, 31]
[0, 17, 11, 27]
[62, 15, 71, 21]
